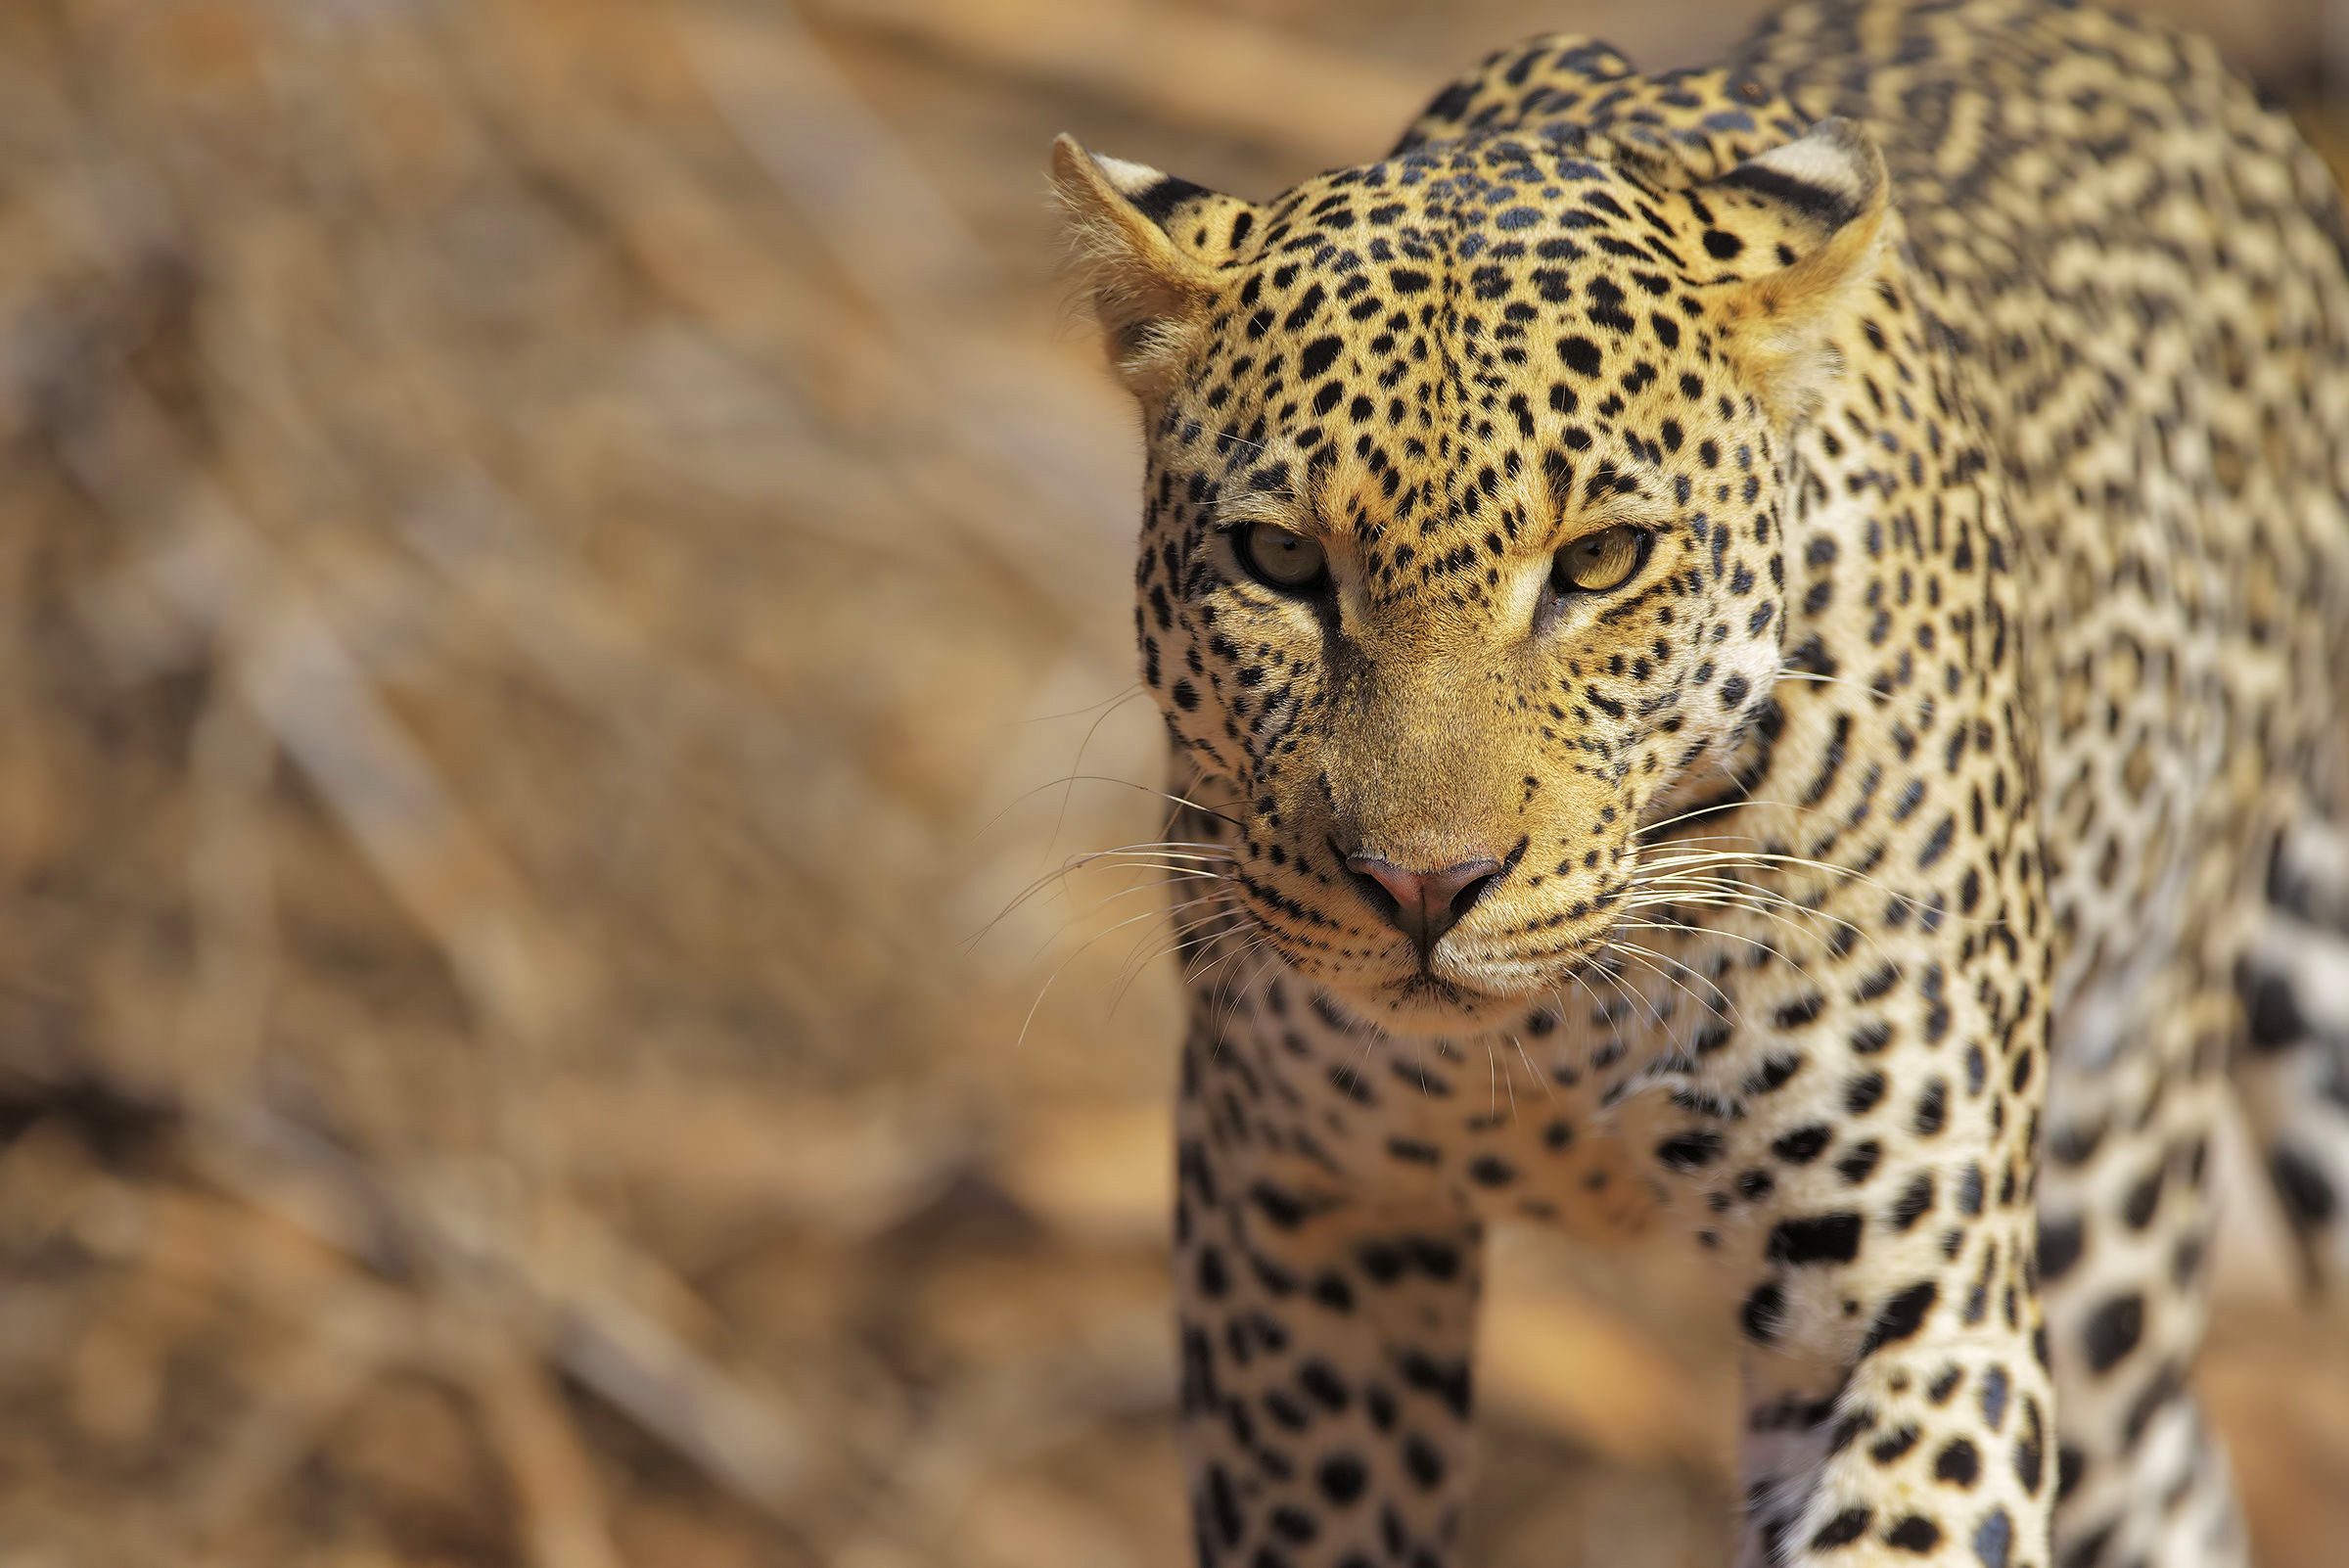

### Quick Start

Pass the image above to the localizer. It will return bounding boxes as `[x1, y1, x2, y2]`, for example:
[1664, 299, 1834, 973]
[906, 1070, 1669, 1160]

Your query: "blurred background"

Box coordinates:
[1, 2, 2346, 1565]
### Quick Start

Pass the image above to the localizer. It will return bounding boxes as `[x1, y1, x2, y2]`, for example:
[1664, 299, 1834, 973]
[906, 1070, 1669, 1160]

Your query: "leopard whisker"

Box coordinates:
[973, 852, 1235, 948]
[1016, 895, 1236, 1048]
[1508, 1034, 1556, 1101]
[1630, 847, 2003, 925]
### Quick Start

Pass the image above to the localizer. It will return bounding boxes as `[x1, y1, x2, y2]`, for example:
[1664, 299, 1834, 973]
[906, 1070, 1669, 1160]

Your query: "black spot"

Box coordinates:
[1657, 1129, 1727, 1171]
[1300, 1360, 1350, 1411]
[1327, 1063, 1375, 1104]
[2015, 1403, 2046, 1495]
[1868, 1424, 1918, 1464]
[1196, 1246, 1230, 1298]
[1890, 1173, 1934, 1229]
[1270, 1505, 1318, 1545]
[1130, 173, 1211, 224]
[1741, 1281, 1787, 1344]
[1861, 1281, 1937, 1355]
[2049, 1118, 2105, 1167]
[2121, 1360, 2183, 1448]
[1316, 1453, 1367, 1506]
[1836, 1140, 1882, 1184]
[1401, 1433, 1446, 1490]
[1886, 1516, 1942, 1552]
[1775, 992, 1826, 1030]
[1851, 1021, 1895, 1055]
[2037, 1214, 2084, 1281]
[1845, 1072, 1886, 1115]
[2082, 1292, 2144, 1373]
[1280, 283, 1326, 332]
[1207, 1462, 1244, 1546]
[1397, 1349, 1472, 1416]
[1933, 1437, 1980, 1486]
[1469, 1155, 1517, 1187]
[2240, 965, 2307, 1051]
[1978, 1365, 2009, 1430]
[1973, 1508, 2013, 1568]
[1250, 1182, 1311, 1228]
[2270, 1144, 2338, 1224]
[1558, 335, 1603, 376]
[1299, 335, 1344, 380]
[1773, 1125, 1832, 1164]
[1768, 1212, 1865, 1266]
[1406, 1238, 1462, 1280]
[1810, 1507, 1872, 1549]
[2063, 1523, 2113, 1568]
[2055, 1445, 2087, 1502]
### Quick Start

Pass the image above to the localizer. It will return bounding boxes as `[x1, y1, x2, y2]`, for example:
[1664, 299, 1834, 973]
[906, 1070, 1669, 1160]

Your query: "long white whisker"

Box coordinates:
[1509, 1034, 1554, 1101]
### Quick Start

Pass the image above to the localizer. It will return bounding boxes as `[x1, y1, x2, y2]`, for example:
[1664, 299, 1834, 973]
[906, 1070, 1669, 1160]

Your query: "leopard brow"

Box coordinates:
[1215, 490, 1309, 530]
[1549, 493, 1676, 547]
[1545, 454, 1674, 528]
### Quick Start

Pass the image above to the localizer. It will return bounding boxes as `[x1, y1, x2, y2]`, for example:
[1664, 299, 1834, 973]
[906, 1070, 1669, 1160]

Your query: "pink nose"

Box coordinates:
[1344, 852, 1505, 960]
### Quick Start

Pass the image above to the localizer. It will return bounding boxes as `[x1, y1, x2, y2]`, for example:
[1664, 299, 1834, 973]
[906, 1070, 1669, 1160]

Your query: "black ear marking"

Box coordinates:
[1713, 118, 1885, 237]
[1716, 162, 1863, 231]
[1698, 118, 1890, 424]
[1050, 136, 1259, 397]
[1132, 173, 1215, 226]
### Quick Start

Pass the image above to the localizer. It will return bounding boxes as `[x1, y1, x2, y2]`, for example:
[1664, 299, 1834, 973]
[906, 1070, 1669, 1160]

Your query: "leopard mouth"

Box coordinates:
[1392, 971, 1469, 1005]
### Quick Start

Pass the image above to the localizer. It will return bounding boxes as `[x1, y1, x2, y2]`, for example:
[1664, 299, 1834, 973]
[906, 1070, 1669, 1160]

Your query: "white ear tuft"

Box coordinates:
[1704, 118, 1891, 425]
[1050, 135, 1251, 400]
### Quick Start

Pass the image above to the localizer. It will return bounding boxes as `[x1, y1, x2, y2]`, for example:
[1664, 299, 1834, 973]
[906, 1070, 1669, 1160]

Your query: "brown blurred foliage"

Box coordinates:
[0, 2, 2342, 1565]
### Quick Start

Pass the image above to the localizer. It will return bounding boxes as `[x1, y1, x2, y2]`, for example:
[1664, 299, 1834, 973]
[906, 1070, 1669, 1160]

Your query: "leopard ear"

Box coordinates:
[1700, 118, 1890, 425]
[1050, 135, 1256, 399]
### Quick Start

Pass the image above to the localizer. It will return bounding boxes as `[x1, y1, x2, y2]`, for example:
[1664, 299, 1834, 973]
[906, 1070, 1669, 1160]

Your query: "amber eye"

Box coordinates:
[1235, 523, 1329, 591]
[1550, 525, 1649, 595]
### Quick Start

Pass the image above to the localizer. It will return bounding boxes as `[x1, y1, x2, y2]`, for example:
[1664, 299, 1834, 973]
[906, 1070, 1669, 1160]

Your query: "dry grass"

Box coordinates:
[0, 2, 2341, 1565]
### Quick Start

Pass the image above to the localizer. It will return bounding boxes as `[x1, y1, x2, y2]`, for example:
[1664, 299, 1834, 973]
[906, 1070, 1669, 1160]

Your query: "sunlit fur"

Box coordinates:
[1051, 5, 2349, 1566]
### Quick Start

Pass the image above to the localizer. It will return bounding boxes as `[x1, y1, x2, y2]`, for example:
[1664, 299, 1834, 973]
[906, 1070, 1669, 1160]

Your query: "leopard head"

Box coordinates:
[1053, 116, 1888, 1032]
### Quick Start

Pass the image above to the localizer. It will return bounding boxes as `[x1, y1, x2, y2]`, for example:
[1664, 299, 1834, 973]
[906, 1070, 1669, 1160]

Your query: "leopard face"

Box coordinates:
[1057, 120, 1890, 1031]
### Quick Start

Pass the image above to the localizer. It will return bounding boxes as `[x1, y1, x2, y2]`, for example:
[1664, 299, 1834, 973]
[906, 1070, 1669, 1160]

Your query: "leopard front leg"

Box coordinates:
[1175, 1028, 1484, 1568]
[1705, 996, 2053, 1566]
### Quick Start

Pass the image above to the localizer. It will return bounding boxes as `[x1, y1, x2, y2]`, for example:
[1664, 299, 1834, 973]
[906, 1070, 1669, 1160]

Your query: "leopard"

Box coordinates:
[1047, 2, 2349, 1564]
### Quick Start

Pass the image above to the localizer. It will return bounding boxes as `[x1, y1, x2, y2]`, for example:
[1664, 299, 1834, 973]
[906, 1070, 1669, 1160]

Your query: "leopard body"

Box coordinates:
[1049, 3, 2349, 1563]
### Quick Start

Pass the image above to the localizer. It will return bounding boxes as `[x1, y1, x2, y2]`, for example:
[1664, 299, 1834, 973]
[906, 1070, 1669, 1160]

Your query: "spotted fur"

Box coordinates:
[1050, 3, 2349, 1564]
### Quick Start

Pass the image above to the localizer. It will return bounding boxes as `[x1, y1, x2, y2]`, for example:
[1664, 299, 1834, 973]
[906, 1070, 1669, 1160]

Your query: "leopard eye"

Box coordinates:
[1550, 525, 1649, 596]
[1236, 522, 1329, 591]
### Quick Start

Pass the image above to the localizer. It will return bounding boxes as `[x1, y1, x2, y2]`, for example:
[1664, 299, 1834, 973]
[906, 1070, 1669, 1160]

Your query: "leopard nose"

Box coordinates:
[1344, 852, 1506, 961]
